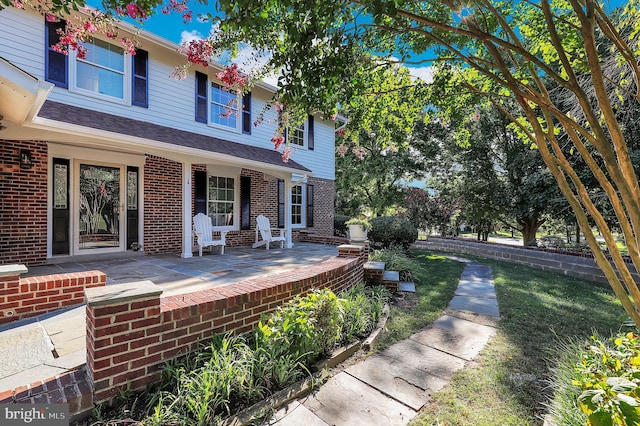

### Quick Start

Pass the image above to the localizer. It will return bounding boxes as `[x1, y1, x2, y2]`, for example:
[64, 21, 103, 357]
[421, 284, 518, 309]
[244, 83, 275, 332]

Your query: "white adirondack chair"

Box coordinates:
[193, 213, 227, 256]
[252, 215, 286, 250]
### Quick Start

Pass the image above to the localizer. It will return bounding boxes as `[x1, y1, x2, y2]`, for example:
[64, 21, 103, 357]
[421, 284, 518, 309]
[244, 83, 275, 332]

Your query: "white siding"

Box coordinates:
[0, 7, 335, 180]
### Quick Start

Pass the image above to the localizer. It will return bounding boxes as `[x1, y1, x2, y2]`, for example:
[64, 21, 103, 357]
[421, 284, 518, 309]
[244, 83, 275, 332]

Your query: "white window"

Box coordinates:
[208, 176, 236, 228]
[291, 185, 303, 226]
[290, 122, 305, 147]
[72, 38, 128, 101]
[210, 83, 240, 130]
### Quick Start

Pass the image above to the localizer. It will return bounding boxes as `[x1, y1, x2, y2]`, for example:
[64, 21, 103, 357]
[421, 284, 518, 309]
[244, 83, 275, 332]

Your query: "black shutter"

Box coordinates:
[240, 176, 251, 230]
[45, 19, 68, 88]
[194, 170, 207, 214]
[307, 115, 314, 150]
[278, 179, 285, 228]
[132, 49, 148, 107]
[195, 71, 208, 123]
[306, 184, 314, 227]
[242, 92, 251, 134]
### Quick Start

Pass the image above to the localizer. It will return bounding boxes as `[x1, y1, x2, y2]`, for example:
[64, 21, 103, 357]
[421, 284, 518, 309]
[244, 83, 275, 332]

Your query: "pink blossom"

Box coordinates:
[352, 146, 366, 160]
[84, 21, 97, 33]
[105, 29, 118, 39]
[45, 13, 58, 22]
[182, 11, 192, 23]
[180, 39, 214, 67]
[215, 64, 247, 90]
[330, 114, 337, 120]
[336, 145, 349, 157]
[121, 37, 137, 55]
[13, 0, 24, 9]
[281, 146, 292, 163]
[471, 111, 480, 121]
[271, 135, 285, 150]
[126, 3, 146, 20]
[337, 128, 345, 137]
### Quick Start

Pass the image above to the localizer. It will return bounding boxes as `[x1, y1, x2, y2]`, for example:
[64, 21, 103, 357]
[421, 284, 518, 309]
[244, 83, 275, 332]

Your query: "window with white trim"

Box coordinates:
[208, 176, 235, 227]
[210, 83, 239, 129]
[74, 38, 127, 100]
[291, 185, 303, 225]
[290, 122, 305, 147]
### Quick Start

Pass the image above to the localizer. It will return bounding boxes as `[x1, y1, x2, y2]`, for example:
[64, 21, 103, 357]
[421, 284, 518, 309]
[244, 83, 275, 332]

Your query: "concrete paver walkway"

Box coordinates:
[271, 260, 500, 426]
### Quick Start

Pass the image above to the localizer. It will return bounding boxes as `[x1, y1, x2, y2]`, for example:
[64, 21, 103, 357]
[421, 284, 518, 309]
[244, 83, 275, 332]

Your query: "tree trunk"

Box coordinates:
[519, 216, 544, 246]
[575, 222, 580, 244]
[566, 227, 571, 244]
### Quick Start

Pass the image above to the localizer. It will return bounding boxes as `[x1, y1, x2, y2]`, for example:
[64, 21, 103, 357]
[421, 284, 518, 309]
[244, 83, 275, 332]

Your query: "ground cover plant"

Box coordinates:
[409, 254, 627, 426]
[87, 285, 389, 425]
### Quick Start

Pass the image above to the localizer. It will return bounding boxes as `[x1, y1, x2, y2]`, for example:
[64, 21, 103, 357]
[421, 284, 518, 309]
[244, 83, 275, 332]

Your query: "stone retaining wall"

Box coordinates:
[416, 237, 638, 285]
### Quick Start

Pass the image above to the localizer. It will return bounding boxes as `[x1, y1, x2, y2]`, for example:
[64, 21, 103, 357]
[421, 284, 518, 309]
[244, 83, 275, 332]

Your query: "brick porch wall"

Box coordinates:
[0, 267, 106, 325]
[85, 244, 367, 404]
[144, 155, 182, 254]
[0, 140, 48, 265]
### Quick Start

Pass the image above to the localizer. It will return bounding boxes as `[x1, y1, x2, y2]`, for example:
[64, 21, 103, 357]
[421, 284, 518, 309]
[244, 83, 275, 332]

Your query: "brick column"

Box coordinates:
[85, 281, 163, 403]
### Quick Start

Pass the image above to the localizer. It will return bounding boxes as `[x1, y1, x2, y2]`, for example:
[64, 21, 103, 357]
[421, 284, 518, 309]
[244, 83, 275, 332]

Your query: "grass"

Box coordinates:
[376, 251, 465, 349]
[408, 254, 628, 426]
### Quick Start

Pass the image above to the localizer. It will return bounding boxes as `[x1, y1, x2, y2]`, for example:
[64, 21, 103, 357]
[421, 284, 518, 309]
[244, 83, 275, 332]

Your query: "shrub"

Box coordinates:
[369, 247, 421, 281]
[334, 214, 350, 237]
[548, 331, 640, 426]
[368, 216, 418, 249]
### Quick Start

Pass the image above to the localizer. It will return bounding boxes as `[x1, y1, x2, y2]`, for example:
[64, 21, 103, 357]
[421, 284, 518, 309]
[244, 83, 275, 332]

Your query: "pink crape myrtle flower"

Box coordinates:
[352, 146, 366, 160]
[336, 144, 349, 157]
[180, 39, 214, 67]
[281, 146, 296, 163]
[271, 135, 285, 150]
[337, 128, 345, 137]
[126, 3, 146, 20]
[45, 13, 58, 22]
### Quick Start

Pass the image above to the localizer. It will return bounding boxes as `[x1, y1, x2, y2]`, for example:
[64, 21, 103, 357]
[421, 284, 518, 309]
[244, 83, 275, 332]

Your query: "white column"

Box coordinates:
[181, 162, 193, 258]
[284, 178, 293, 248]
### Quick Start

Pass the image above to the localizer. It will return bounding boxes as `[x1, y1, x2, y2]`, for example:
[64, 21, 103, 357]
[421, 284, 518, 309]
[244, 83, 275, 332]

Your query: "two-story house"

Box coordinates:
[0, 7, 336, 266]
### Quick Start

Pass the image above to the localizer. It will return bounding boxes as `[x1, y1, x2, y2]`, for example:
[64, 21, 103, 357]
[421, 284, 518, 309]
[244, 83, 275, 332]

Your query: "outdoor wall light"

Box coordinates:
[20, 149, 34, 169]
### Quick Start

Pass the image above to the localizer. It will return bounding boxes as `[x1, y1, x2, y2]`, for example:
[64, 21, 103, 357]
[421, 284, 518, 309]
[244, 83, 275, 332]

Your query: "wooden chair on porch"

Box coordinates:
[193, 213, 227, 256]
[252, 215, 286, 250]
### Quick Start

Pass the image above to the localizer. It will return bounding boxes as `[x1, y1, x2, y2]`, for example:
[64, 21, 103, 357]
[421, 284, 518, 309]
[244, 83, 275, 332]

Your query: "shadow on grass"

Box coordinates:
[409, 252, 627, 426]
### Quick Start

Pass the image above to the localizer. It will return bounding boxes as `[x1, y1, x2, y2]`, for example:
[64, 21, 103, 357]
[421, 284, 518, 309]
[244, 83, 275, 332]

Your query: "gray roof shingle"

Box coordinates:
[38, 101, 311, 172]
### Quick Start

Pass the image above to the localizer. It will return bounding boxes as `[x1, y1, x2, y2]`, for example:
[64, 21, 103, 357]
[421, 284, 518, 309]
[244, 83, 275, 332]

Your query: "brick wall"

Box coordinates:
[85, 244, 366, 403]
[308, 177, 334, 237]
[0, 266, 105, 325]
[144, 155, 183, 254]
[189, 168, 335, 250]
[417, 237, 638, 285]
[0, 140, 48, 265]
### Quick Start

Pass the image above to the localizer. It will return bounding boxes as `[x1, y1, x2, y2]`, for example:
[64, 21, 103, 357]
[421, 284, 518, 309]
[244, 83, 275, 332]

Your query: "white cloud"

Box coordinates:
[179, 30, 204, 45]
[409, 65, 434, 83]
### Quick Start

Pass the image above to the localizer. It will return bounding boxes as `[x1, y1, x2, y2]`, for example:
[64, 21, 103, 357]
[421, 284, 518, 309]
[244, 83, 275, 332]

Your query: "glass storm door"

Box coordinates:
[77, 164, 123, 252]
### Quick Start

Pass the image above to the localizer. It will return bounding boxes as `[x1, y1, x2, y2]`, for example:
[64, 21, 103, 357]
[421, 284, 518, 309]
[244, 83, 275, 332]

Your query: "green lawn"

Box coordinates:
[405, 253, 627, 425]
[377, 249, 627, 425]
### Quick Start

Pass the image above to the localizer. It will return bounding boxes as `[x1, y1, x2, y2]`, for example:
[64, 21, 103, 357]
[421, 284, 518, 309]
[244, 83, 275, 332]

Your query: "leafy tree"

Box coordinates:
[335, 66, 427, 217]
[11, 0, 640, 327]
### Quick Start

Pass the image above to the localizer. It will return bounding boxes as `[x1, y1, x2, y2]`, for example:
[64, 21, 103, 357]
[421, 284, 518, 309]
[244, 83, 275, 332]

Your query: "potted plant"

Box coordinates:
[345, 218, 371, 242]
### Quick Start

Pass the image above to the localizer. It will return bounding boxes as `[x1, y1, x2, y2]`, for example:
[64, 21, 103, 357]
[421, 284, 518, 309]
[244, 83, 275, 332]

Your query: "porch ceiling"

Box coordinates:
[32, 101, 311, 177]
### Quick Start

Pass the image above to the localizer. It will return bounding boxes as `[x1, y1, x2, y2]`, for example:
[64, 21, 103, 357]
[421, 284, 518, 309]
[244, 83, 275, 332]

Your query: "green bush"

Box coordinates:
[369, 247, 420, 281]
[334, 214, 350, 237]
[548, 331, 640, 426]
[369, 216, 418, 250]
[106, 286, 389, 425]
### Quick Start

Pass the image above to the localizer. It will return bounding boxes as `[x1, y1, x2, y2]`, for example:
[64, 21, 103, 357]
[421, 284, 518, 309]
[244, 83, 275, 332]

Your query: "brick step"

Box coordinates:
[364, 261, 385, 286]
[382, 270, 400, 292]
